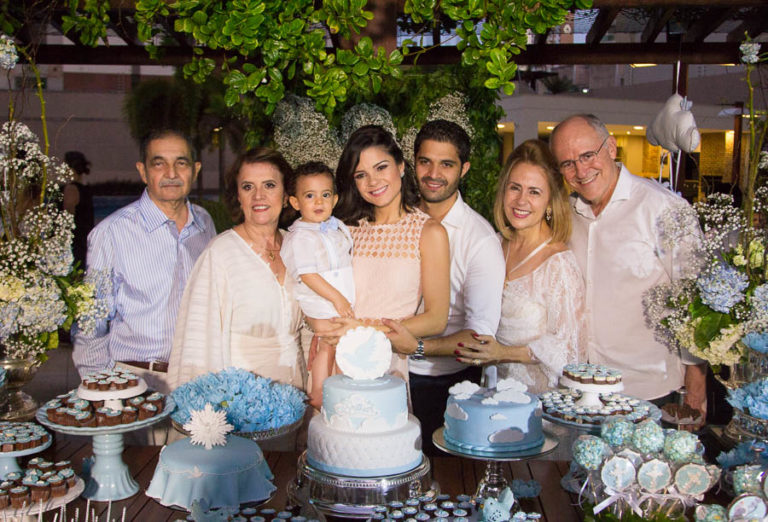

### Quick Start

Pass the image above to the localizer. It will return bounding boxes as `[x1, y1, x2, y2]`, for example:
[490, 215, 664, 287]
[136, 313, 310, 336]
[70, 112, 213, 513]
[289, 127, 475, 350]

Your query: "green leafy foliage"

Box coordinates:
[54, 0, 586, 119]
[61, 0, 110, 47]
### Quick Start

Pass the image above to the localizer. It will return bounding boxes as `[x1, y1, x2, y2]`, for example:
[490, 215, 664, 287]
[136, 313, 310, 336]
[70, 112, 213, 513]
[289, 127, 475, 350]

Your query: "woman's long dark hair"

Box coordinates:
[334, 125, 420, 225]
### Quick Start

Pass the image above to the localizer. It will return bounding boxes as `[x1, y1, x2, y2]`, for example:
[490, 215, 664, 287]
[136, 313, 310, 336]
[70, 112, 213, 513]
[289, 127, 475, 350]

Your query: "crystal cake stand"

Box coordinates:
[289, 451, 435, 518]
[432, 427, 558, 499]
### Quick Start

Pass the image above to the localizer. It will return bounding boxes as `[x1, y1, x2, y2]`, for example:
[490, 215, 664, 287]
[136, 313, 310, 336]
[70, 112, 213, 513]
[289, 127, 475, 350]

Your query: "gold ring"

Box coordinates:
[473, 359, 482, 366]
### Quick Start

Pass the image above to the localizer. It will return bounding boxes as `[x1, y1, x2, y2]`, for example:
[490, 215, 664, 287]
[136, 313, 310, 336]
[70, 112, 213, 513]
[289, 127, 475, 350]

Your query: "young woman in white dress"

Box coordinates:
[455, 139, 586, 394]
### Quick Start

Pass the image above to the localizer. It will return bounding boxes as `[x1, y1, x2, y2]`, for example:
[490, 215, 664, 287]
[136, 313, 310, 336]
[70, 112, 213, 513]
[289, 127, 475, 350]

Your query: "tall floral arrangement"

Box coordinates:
[0, 34, 108, 361]
[643, 37, 768, 370]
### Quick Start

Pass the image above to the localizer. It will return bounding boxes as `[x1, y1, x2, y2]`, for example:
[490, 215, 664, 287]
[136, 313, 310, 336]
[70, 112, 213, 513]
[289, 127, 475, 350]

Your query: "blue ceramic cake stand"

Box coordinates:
[0, 434, 52, 476]
[432, 427, 558, 499]
[35, 397, 174, 502]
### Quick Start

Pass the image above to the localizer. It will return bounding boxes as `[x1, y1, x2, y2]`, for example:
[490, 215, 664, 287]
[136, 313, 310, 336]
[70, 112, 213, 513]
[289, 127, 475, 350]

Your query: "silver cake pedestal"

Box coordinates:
[288, 451, 436, 518]
[432, 427, 558, 499]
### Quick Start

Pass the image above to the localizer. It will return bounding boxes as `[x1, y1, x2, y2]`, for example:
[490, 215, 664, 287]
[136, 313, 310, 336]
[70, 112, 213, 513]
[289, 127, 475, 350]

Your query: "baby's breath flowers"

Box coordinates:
[272, 93, 475, 171]
[0, 34, 109, 361]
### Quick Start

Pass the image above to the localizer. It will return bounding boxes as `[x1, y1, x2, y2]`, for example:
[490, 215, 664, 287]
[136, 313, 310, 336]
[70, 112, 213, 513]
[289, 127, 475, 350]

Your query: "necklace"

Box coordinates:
[241, 225, 281, 262]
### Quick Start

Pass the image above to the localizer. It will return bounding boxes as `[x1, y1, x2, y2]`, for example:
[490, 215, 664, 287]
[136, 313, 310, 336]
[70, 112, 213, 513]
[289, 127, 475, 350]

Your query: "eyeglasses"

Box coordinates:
[558, 137, 609, 175]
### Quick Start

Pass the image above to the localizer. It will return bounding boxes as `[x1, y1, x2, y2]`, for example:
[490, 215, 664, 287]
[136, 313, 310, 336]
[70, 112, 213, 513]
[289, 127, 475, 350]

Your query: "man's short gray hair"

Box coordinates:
[551, 114, 610, 144]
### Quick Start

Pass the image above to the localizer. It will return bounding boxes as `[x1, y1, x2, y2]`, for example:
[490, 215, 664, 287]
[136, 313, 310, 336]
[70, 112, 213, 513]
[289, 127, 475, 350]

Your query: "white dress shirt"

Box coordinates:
[568, 164, 701, 400]
[409, 193, 505, 377]
[73, 190, 215, 376]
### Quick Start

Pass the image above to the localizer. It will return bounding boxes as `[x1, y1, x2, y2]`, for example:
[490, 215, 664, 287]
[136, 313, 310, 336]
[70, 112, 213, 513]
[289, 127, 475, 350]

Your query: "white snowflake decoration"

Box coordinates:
[183, 403, 233, 450]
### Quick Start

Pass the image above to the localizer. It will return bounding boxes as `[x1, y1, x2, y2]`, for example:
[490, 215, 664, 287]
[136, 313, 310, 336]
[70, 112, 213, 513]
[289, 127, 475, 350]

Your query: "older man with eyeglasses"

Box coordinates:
[550, 113, 707, 426]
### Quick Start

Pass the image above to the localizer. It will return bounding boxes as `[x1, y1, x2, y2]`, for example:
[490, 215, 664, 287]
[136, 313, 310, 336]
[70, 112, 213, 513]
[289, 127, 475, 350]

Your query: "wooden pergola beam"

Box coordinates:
[682, 7, 735, 43]
[28, 42, 742, 66]
[641, 7, 676, 43]
[592, 0, 764, 6]
[726, 8, 768, 41]
[586, 7, 620, 45]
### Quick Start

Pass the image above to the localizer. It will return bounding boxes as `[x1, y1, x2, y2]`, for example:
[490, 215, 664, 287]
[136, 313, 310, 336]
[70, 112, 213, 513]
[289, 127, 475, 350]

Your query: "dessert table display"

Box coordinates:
[34, 370, 174, 501]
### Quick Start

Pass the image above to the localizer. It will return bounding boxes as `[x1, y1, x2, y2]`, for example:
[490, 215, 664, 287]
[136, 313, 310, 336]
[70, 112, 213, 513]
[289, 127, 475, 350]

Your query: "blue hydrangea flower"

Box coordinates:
[697, 263, 748, 313]
[717, 440, 768, 469]
[171, 367, 307, 431]
[743, 332, 768, 353]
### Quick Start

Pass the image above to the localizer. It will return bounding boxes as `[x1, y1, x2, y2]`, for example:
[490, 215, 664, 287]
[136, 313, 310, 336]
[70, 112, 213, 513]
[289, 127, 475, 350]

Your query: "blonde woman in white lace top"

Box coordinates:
[455, 139, 587, 394]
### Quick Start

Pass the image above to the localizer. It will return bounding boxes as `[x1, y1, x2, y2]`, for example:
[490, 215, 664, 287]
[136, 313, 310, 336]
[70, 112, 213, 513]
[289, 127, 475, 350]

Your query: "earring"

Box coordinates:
[400, 171, 405, 178]
[546, 207, 552, 222]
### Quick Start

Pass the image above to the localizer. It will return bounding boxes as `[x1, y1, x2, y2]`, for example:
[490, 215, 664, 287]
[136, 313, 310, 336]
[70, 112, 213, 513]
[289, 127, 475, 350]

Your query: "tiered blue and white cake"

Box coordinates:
[306, 327, 422, 477]
[443, 377, 544, 452]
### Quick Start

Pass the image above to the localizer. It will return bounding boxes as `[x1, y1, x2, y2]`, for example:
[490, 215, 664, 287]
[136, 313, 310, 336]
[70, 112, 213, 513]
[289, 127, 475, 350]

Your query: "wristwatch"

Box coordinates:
[410, 339, 426, 361]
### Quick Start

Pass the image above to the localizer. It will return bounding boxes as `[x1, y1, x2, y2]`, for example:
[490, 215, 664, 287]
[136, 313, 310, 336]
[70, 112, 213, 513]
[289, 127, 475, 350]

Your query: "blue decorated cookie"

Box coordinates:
[600, 416, 635, 448]
[572, 435, 611, 471]
[728, 494, 767, 520]
[600, 456, 636, 491]
[733, 464, 765, 496]
[616, 448, 643, 468]
[637, 458, 671, 493]
[630, 419, 664, 454]
[663, 430, 700, 463]
[674, 463, 713, 496]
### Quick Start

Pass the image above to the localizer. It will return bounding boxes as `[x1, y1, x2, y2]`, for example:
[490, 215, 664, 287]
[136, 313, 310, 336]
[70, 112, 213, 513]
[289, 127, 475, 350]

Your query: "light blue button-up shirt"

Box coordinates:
[73, 189, 215, 376]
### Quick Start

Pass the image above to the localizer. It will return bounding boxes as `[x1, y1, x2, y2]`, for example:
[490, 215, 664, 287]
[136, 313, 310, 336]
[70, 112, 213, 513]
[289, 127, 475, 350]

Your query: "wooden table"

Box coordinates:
[29, 437, 583, 521]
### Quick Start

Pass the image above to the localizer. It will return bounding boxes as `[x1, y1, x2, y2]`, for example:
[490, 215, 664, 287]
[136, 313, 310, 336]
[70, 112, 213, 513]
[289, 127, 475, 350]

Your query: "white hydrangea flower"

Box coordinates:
[740, 42, 761, 64]
[0, 34, 17, 71]
[760, 151, 768, 171]
[183, 403, 234, 450]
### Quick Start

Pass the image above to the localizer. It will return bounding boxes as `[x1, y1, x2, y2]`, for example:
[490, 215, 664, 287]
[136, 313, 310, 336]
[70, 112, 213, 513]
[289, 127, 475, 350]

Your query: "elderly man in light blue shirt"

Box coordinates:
[73, 129, 215, 393]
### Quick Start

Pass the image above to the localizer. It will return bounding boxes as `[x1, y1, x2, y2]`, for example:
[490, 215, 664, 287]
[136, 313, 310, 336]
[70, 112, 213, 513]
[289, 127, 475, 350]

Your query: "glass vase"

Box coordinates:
[0, 357, 41, 421]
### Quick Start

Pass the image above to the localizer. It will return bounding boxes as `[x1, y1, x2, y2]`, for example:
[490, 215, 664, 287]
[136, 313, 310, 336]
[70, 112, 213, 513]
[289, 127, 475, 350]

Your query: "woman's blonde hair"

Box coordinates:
[493, 139, 572, 242]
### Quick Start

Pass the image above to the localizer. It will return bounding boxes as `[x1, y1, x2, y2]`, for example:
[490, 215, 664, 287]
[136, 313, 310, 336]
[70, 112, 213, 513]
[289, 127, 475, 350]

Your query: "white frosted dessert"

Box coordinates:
[306, 327, 423, 477]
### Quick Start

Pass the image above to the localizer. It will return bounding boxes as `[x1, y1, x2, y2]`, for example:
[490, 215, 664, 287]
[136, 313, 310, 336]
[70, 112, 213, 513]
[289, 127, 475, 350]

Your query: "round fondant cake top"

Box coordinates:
[335, 326, 391, 380]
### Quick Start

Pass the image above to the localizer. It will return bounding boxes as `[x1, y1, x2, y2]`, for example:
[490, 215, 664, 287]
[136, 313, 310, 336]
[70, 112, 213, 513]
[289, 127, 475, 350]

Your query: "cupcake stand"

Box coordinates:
[35, 383, 174, 502]
[432, 427, 558, 499]
[290, 452, 434, 518]
[0, 424, 84, 521]
[0, 478, 85, 522]
[0, 432, 51, 477]
[542, 377, 662, 435]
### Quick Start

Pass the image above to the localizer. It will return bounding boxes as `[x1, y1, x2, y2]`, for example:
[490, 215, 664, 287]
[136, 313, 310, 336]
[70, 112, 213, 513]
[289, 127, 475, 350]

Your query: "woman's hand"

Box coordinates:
[382, 318, 418, 355]
[455, 334, 532, 366]
[319, 317, 364, 345]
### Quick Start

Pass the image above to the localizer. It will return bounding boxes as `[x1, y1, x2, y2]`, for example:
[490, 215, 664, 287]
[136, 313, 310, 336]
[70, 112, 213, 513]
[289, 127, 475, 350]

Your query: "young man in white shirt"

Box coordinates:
[385, 120, 505, 454]
[549, 114, 706, 423]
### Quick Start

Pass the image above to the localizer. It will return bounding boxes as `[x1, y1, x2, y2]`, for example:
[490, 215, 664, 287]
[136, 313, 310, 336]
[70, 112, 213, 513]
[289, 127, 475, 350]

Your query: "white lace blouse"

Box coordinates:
[496, 247, 587, 394]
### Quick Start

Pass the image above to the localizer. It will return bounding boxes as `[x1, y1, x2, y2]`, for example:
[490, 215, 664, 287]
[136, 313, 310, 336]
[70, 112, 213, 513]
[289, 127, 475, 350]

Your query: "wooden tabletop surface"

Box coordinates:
[24, 437, 583, 521]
